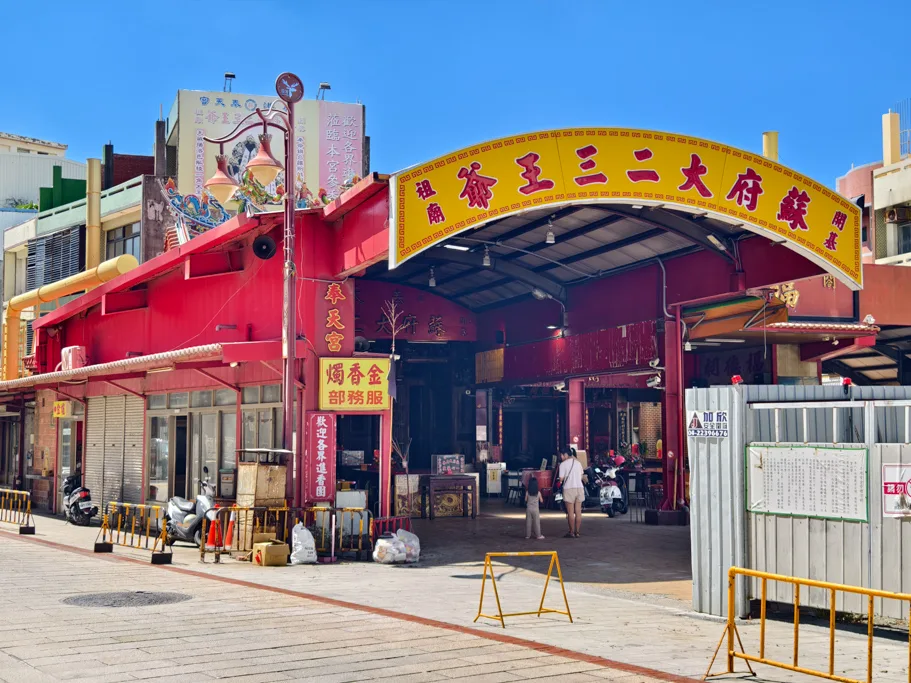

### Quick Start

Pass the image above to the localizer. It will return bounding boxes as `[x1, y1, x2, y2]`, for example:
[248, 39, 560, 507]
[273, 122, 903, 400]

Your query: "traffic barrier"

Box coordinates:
[199, 505, 373, 564]
[371, 515, 412, 540]
[0, 489, 35, 534]
[94, 502, 171, 564]
[474, 551, 573, 628]
[704, 567, 911, 683]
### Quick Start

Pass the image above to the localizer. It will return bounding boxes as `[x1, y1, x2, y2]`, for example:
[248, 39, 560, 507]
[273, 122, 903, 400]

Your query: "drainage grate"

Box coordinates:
[62, 591, 192, 608]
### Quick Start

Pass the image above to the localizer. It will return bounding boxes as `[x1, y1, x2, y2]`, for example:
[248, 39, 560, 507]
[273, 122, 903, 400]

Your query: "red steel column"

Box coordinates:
[567, 378, 585, 450]
[662, 315, 681, 509]
[380, 411, 393, 517]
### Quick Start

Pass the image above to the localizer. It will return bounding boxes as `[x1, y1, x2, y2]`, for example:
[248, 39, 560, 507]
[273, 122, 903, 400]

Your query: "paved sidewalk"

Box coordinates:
[5, 515, 911, 682]
[0, 533, 686, 682]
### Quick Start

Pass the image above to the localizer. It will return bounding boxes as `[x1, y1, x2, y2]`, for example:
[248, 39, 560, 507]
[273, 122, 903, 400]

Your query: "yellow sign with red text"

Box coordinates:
[391, 128, 862, 289]
[52, 401, 72, 419]
[319, 358, 391, 411]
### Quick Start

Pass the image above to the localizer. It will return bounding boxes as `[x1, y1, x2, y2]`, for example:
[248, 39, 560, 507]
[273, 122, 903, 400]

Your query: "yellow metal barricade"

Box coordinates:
[474, 551, 572, 628]
[705, 567, 911, 683]
[199, 506, 268, 563]
[94, 502, 170, 564]
[336, 507, 372, 559]
[0, 488, 35, 534]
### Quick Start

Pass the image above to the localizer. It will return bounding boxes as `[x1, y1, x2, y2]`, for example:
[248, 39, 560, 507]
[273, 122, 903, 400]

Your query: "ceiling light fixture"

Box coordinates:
[443, 244, 470, 252]
[684, 341, 693, 352]
[428, 267, 436, 288]
[703, 338, 746, 343]
[545, 217, 555, 245]
[707, 234, 729, 252]
[546, 324, 559, 330]
[631, 204, 644, 210]
[482, 245, 491, 267]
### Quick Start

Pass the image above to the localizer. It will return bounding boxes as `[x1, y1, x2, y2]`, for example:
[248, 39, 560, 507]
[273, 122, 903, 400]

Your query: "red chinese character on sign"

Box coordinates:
[832, 211, 848, 231]
[326, 309, 345, 330]
[678, 154, 712, 198]
[367, 390, 384, 405]
[347, 390, 365, 405]
[725, 168, 764, 211]
[515, 152, 555, 195]
[427, 202, 445, 225]
[325, 282, 346, 305]
[368, 364, 384, 386]
[573, 145, 608, 186]
[457, 162, 497, 210]
[325, 331, 344, 352]
[415, 179, 436, 200]
[823, 231, 839, 251]
[777, 186, 811, 231]
[328, 390, 345, 405]
[326, 362, 345, 385]
[626, 148, 660, 183]
[347, 363, 366, 385]
[885, 483, 897, 495]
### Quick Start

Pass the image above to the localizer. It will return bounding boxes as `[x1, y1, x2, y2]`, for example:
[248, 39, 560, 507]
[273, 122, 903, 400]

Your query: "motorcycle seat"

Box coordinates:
[172, 497, 195, 512]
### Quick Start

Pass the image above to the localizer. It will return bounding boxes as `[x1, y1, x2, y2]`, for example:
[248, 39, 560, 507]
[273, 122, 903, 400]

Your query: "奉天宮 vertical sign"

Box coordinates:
[304, 412, 337, 502]
[390, 128, 862, 289]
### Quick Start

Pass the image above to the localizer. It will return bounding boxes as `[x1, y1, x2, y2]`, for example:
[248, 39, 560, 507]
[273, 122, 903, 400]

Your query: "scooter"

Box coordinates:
[62, 468, 98, 526]
[165, 466, 216, 547]
[597, 457, 629, 517]
[581, 467, 607, 511]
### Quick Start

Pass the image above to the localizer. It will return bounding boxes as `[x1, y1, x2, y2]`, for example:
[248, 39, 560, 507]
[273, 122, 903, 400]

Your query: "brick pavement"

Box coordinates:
[4, 515, 910, 682]
[0, 533, 690, 682]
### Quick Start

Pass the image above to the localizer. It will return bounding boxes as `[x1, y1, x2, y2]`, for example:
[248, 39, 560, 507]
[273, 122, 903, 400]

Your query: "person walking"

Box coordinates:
[557, 448, 584, 537]
[525, 477, 545, 540]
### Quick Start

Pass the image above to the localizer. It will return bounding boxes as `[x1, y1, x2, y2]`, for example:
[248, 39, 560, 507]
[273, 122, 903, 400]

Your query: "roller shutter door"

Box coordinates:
[122, 396, 145, 504]
[85, 398, 106, 515]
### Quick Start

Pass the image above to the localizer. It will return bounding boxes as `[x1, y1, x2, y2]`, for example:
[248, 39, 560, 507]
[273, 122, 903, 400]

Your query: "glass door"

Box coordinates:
[190, 412, 218, 494]
[57, 419, 74, 512]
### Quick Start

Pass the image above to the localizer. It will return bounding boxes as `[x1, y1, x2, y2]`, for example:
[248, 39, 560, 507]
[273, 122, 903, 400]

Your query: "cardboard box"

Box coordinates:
[252, 540, 289, 567]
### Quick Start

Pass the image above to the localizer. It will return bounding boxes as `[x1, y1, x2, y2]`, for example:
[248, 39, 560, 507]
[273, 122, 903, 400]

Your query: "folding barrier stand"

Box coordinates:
[474, 551, 573, 628]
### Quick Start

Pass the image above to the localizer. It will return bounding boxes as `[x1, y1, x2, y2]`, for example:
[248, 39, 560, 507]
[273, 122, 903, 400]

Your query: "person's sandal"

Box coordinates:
[564, 532, 574, 538]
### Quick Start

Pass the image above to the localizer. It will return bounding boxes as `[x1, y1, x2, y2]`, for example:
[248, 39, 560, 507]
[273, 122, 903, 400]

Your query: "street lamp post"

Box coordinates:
[204, 72, 305, 503]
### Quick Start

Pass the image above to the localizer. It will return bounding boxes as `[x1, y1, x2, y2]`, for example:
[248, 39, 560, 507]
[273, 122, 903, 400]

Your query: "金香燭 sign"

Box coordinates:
[52, 401, 72, 419]
[882, 464, 911, 517]
[391, 128, 862, 289]
[304, 413, 336, 502]
[687, 410, 729, 438]
[319, 358, 391, 411]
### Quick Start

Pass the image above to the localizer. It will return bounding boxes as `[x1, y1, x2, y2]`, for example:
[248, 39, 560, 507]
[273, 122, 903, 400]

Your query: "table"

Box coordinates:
[421, 474, 478, 520]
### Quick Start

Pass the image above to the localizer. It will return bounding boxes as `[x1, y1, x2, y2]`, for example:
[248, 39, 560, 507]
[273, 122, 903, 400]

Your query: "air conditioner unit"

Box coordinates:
[61, 346, 87, 371]
[885, 206, 911, 223]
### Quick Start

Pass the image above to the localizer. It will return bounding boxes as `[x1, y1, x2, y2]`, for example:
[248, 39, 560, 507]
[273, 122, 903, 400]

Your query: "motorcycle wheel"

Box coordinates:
[193, 529, 202, 547]
[74, 510, 91, 527]
[605, 507, 615, 518]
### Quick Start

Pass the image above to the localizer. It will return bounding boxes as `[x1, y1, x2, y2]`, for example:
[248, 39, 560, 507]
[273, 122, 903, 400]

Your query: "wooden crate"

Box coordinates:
[237, 463, 286, 503]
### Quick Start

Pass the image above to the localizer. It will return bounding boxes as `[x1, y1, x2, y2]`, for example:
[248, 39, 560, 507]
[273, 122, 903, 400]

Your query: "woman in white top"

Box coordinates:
[557, 447, 584, 538]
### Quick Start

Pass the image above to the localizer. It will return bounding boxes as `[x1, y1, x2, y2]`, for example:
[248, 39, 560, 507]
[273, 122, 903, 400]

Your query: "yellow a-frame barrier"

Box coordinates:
[474, 551, 573, 628]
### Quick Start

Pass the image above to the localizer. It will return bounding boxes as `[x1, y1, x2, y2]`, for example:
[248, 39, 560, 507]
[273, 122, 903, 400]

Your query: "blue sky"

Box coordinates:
[2, 0, 908, 187]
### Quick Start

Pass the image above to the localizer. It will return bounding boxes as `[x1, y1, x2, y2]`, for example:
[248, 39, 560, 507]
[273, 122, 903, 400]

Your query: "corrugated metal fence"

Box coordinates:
[689, 385, 911, 619]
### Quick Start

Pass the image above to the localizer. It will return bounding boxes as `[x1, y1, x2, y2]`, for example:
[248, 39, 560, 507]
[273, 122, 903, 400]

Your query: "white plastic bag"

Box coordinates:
[395, 528, 421, 563]
[372, 533, 407, 564]
[289, 522, 317, 565]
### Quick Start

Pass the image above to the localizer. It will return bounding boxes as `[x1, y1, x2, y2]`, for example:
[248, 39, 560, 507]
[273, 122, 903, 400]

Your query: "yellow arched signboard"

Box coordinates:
[389, 128, 862, 289]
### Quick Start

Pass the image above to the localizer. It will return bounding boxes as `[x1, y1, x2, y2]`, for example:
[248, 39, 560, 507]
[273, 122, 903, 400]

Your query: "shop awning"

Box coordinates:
[0, 340, 310, 395]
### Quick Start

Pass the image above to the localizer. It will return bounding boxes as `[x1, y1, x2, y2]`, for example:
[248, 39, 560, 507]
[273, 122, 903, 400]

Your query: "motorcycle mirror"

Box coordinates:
[203, 466, 209, 474]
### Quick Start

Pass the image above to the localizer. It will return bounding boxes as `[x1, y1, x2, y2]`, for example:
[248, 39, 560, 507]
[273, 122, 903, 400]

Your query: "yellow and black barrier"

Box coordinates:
[94, 502, 171, 564]
[705, 567, 911, 683]
[199, 505, 374, 564]
[474, 551, 573, 628]
[0, 488, 35, 534]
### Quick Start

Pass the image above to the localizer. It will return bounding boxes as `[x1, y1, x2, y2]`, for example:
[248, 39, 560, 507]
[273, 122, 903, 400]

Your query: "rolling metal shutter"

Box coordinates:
[122, 396, 144, 504]
[84, 398, 106, 515]
[102, 396, 125, 511]
[26, 227, 83, 290]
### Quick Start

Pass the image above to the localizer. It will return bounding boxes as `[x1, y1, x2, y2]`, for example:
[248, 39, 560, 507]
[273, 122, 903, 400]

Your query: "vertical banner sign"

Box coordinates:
[305, 412, 336, 502]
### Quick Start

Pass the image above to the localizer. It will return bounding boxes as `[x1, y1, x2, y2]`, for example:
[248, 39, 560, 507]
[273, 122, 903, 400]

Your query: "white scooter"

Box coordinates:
[165, 466, 216, 547]
[597, 460, 629, 518]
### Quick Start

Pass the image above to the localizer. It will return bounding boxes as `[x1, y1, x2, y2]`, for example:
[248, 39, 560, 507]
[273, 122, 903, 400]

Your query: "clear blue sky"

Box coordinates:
[2, 0, 908, 187]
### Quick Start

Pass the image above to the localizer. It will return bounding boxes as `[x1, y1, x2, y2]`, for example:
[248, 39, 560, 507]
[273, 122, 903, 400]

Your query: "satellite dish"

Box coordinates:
[252, 235, 277, 260]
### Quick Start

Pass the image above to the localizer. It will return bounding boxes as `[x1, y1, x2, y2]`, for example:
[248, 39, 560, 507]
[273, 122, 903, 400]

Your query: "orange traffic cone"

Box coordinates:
[223, 510, 236, 550]
[205, 516, 223, 550]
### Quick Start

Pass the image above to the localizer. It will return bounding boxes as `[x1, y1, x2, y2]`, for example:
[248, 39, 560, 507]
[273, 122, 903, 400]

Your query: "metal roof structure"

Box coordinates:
[368, 204, 745, 311]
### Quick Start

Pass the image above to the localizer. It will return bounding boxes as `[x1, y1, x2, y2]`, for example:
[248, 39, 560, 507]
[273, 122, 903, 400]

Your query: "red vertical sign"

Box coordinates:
[304, 412, 336, 503]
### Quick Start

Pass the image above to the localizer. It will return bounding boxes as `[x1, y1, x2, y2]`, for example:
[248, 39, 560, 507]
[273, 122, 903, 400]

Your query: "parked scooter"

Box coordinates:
[597, 455, 629, 517]
[62, 468, 98, 526]
[165, 466, 216, 547]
